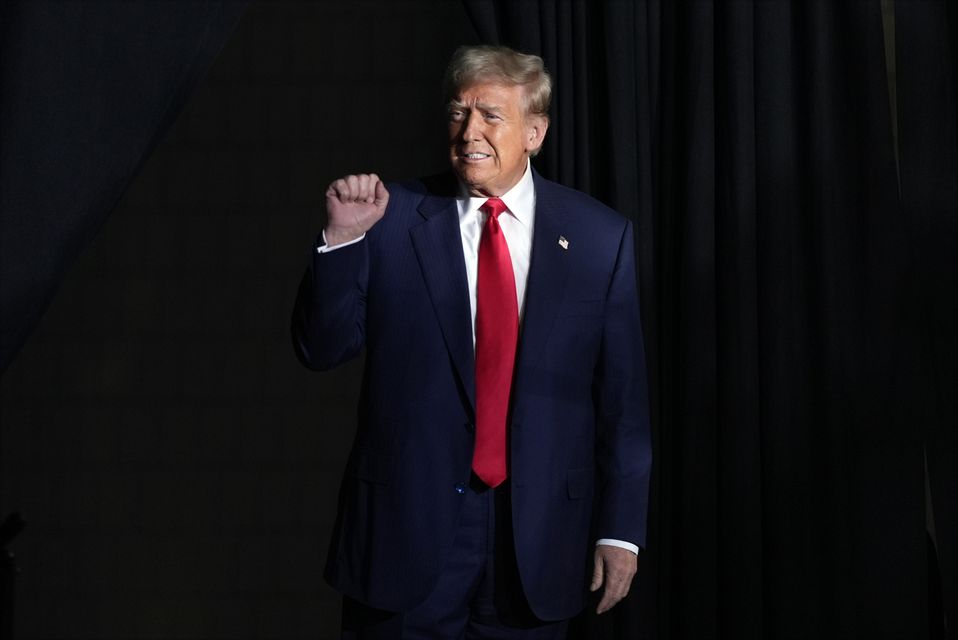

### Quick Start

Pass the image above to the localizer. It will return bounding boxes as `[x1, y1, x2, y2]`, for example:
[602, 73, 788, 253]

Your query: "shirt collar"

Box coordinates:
[456, 159, 535, 228]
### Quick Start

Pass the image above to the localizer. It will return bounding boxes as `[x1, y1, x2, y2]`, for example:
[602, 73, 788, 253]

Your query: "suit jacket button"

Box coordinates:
[455, 483, 466, 494]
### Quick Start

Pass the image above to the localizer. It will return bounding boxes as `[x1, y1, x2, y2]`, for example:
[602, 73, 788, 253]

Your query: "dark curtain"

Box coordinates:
[897, 1, 958, 637]
[463, 2, 956, 639]
[0, 0, 250, 374]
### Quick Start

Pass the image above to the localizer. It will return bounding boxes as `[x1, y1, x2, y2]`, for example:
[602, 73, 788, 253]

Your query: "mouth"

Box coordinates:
[458, 152, 491, 162]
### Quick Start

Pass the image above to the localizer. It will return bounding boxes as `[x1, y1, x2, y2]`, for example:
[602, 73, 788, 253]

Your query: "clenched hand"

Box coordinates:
[324, 173, 389, 247]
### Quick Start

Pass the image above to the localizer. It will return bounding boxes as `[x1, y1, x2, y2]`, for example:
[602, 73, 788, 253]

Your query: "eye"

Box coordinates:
[483, 112, 502, 121]
[448, 110, 465, 122]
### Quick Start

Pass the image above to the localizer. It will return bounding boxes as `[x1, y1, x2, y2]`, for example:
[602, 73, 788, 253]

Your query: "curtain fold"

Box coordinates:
[896, 1, 958, 636]
[0, 0, 250, 374]
[462, 1, 956, 638]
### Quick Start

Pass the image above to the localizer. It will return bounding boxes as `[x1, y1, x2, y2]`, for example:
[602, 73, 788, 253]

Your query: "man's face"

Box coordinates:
[447, 82, 547, 197]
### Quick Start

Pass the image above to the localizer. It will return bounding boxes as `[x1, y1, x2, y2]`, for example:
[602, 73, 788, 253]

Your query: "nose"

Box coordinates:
[460, 111, 483, 142]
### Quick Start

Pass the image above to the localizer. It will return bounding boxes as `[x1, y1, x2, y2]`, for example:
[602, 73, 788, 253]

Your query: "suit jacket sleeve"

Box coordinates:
[291, 235, 369, 371]
[593, 220, 653, 548]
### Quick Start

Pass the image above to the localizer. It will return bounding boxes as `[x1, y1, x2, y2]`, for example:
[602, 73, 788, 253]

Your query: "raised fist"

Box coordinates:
[324, 173, 389, 247]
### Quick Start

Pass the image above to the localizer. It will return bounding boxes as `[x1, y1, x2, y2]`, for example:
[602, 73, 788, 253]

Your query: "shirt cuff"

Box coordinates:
[596, 538, 639, 555]
[316, 230, 365, 253]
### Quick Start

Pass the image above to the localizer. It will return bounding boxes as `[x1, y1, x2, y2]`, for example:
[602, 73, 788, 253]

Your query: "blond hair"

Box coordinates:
[444, 45, 552, 118]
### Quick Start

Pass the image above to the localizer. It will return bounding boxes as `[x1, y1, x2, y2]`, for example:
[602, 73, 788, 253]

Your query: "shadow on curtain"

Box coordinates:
[0, 0, 250, 375]
[0, 6, 249, 630]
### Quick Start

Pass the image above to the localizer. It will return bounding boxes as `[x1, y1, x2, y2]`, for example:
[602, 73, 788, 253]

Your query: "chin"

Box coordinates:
[455, 167, 486, 187]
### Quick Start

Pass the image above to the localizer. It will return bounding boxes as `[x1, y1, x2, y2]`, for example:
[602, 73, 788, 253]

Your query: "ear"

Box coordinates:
[524, 114, 549, 154]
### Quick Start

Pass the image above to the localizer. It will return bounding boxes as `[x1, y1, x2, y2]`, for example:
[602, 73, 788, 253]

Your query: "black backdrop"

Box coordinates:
[2, 1, 956, 639]
[0, 0, 250, 375]
[0, 2, 478, 638]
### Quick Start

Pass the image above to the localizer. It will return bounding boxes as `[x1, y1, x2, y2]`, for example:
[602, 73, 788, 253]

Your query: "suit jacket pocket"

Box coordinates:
[567, 466, 594, 500]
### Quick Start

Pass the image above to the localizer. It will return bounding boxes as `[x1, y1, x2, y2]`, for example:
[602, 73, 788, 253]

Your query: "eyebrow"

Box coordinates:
[447, 100, 505, 115]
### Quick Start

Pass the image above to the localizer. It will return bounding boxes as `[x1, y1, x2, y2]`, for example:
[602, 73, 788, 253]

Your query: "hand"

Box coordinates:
[590, 544, 637, 614]
[324, 173, 389, 247]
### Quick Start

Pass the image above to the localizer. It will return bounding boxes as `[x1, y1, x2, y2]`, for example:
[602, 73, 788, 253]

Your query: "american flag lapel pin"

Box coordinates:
[558, 235, 569, 250]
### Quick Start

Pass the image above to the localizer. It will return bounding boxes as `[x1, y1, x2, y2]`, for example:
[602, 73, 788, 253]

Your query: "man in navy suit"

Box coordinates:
[292, 45, 652, 638]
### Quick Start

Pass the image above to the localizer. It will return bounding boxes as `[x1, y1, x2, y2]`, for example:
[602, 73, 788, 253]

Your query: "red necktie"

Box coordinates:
[472, 197, 518, 488]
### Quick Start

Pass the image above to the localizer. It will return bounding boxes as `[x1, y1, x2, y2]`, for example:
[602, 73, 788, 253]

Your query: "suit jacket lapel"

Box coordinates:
[409, 184, 476, 415]
[406, 171, 572, 421]
[512, 174, 572, 415]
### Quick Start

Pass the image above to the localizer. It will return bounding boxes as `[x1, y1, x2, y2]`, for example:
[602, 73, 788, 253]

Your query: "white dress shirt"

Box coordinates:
[455, 160, 535, 344]
[318, 161, 638, 555]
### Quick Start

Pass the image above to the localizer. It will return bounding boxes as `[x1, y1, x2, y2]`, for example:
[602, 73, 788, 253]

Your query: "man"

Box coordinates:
[292, 45, 652, 638]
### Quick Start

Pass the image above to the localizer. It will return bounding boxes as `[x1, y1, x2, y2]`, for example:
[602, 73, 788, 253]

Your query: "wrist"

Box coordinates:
[324, 226, 364, 248]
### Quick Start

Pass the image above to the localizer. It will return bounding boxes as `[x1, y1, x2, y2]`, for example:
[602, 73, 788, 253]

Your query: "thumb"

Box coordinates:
[590, 552, 604, 592]
[374, 177, 389, 207]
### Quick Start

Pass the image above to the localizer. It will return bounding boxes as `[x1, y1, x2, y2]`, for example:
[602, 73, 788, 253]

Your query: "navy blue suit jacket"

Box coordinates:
[292, 169, 652, 621]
